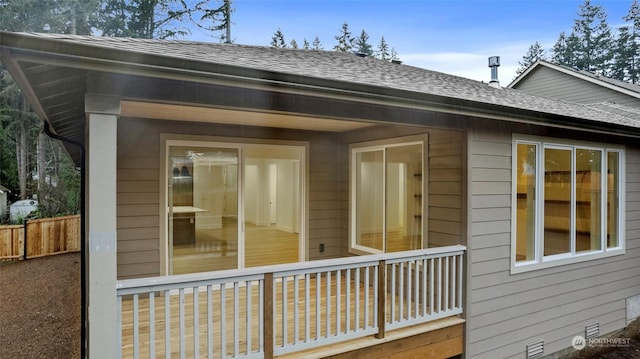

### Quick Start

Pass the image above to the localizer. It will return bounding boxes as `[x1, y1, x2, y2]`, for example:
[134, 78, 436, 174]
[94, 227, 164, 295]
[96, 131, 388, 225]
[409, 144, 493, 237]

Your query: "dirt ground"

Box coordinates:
[0, 253, 639, 359]
[0, 253, 81, 359]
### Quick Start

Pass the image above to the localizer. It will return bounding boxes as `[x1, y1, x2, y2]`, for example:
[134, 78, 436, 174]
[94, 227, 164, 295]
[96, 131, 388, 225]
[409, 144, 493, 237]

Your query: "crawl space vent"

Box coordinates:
[526, 340, 544, 359]
[585, 322, 600, 339]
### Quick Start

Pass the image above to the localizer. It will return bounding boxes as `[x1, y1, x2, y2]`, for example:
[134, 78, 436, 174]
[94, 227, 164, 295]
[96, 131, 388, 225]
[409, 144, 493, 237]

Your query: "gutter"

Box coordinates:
[42, 120, 86, 359]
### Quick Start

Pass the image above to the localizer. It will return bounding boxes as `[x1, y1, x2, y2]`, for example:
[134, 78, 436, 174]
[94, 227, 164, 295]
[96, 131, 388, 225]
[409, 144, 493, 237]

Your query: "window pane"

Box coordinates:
[607, 152, 620, 248]
[355, 150, 384, 251]
[575, 149, 602, 252]
[544, 148, 572, 256]
[386, 144, 422, 252]
[516, 143, 537, 262]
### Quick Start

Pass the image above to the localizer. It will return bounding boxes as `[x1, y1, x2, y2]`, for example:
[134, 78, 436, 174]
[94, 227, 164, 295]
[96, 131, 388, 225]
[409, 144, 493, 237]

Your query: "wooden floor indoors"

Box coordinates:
[172, 219, 299, 274]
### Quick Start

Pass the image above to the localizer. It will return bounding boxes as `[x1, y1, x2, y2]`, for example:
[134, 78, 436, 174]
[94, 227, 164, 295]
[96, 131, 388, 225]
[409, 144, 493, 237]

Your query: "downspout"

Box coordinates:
[42, 120, 86, 359]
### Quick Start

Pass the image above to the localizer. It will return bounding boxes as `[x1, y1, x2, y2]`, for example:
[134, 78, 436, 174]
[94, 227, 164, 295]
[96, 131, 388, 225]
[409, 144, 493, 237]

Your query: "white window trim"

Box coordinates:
[348, 134, 428, 255]
[159, 133, 309, 275]
[511, 134, 625, 274]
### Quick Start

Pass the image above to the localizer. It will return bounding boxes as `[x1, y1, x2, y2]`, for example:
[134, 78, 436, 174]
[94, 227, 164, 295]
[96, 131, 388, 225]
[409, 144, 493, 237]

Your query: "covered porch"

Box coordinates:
[118, 245, 465, 358]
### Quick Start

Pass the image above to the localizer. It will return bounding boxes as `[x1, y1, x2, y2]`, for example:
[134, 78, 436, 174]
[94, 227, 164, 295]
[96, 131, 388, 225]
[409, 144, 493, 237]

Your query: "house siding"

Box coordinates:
[466, 121, 640, 358]
[116, 118, 344, 279]
[514, 66, 640, 107]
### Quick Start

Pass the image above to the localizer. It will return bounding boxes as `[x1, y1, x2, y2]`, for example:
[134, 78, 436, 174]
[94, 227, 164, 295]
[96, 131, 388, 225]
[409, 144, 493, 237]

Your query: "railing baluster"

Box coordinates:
[133, 294, 139, 359]
[346, 268, 351, 333]
[220, 284, 226, 358]
[165, 290, 170, 359]
[294, 274, 300, 344]
[364, 266, 369, 329]
[234, 282, 239, 356]
[355, 267, 360, 332]
[193, 287, 199, 359]
[400, 262, 405, 321]
[207, 285, 213, 359]
[179, 288, 185, 359]
[325, 271, 331, 338]
[405, 261, 410, 320]
[451, 256, 456, 311]
[149, 292, 155, 359]
[437, 257, 442, 313]
[305, 273, 310, 342]
[117, 295, 122, 359]
[315, 272, 320, 341]
[282, 276, 288, 347]
[422, 258, 427, 316]
[414, 260, 419, 318]
[336, 270, 341, 335]
[390, 263, 396, 324]
[458, 254, 464, 309]
[445, 256, 449, 311]
[429, 258, 434, 315]
[246, 280, 252, 355]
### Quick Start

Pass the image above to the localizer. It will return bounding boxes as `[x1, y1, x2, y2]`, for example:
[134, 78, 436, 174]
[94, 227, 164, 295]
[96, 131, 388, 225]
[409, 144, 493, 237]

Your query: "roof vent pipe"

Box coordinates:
[488, 56, 500, 88]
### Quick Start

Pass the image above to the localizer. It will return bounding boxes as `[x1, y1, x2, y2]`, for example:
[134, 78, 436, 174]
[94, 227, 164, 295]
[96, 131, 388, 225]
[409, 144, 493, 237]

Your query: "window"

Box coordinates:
[350, 136, 426, 254]
[512, 136, 624, 272]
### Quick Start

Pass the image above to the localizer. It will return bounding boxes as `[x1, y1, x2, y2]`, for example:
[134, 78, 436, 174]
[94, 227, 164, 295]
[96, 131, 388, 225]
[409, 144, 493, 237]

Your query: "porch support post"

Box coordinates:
[85, 93, 120, 358]
[376, 260, 386, 339]
[264, 272, 274, 359]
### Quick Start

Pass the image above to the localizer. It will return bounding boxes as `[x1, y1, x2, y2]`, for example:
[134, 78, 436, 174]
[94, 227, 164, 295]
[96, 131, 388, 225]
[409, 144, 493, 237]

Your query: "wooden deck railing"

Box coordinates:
[0, 215, 81, 260]
[117, 245, 465, 359]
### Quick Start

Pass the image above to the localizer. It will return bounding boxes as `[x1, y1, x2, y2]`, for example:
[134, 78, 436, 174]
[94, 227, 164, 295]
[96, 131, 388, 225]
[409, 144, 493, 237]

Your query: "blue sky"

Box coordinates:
[189, 0, 634, 84]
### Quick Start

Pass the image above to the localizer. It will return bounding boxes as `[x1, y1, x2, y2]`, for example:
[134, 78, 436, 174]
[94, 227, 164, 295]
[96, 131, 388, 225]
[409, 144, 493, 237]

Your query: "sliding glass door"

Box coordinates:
[351, 141, 424, 253]
[167, 141, 304, 274]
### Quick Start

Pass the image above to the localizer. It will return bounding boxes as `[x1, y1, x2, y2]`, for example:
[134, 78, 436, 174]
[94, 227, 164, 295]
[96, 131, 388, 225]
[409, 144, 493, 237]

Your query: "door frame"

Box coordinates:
[159, 134, 309, 275]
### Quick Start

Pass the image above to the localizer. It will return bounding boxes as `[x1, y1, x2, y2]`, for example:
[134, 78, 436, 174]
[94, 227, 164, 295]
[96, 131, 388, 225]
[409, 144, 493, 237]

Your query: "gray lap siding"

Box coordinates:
[466, 122, 640, 358]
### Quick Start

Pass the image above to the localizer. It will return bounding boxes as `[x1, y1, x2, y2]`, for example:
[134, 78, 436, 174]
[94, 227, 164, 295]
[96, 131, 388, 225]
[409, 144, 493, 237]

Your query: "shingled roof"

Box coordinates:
[2, 32, 640, 138]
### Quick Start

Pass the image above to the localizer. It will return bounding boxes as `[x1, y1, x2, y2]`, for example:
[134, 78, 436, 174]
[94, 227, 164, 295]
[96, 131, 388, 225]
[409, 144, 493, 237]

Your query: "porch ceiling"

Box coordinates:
[121, 101, 373, 132]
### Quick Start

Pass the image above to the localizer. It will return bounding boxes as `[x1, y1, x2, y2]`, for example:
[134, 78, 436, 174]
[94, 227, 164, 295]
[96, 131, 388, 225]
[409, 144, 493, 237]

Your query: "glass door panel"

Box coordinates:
[243, 145, 302, 267]
[355, 150, 384, 251]
[169, 146, 238, 274]
[386, 144, 423, 252]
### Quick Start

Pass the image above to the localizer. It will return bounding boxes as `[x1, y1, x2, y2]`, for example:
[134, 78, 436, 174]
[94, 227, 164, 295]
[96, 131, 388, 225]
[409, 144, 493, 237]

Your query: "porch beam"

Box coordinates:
[85, 93, 120, 358]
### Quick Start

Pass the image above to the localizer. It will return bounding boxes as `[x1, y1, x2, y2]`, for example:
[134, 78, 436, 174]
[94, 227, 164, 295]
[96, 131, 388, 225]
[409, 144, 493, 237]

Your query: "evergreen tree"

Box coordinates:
[270, 28, 286, 48]
[390, 47, 400, 62]
[516, 42, 547, 77]
[333, 22, 353, 52]
[290, 39, 298, 49]
[98, 0, 230, 40]
[312, 36, 323, 50]
[551, 31, 577, 67]
[353, 29, 373, 56]
[376, 36, 391, 60]
[571, 0, 614, 74]
[623, 0, 640, 83]
[302, 38, 310, 50]
[191, 0, 234, 43]
[611, 26, 636, 81]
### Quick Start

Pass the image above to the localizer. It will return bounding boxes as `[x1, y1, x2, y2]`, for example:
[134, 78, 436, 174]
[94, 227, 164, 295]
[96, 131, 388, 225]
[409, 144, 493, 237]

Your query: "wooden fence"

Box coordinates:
[0, 215, 81, 260]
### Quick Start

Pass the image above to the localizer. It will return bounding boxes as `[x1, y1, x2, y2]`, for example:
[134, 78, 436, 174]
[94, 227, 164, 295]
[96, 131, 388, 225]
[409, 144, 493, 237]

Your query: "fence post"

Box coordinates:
[22, 219, 27, 260]
[375, 260, 386, 339]
[264, 272, 274, 359]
